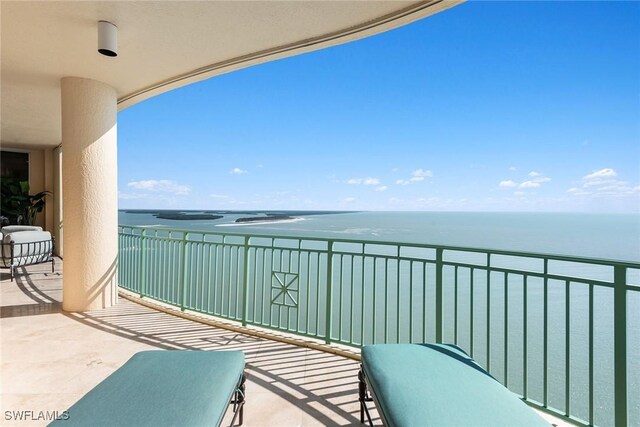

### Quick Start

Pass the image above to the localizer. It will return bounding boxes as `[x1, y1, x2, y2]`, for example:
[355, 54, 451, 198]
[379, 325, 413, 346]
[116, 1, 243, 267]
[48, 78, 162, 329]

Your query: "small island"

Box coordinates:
[235, 215, 294, 223]
[154, 213, 223, 221]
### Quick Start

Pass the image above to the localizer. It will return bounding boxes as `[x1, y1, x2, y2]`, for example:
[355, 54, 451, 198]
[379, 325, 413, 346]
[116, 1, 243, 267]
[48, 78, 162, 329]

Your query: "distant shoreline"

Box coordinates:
[218, 217, 305, 227]
[235, 215, 293, 223]
[154, 213, 223, 220]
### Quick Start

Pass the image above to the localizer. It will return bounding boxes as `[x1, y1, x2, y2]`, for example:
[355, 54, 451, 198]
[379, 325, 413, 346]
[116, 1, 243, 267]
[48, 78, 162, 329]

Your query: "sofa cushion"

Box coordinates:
[2, 231, 53, 266]
[50, 350, 246, 427]
[1, 225, 42, 233]
[362, 344, 549, 427]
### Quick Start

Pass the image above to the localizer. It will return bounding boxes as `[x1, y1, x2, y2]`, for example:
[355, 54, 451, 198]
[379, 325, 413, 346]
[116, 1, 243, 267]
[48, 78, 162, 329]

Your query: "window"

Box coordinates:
[1, 151, 29, 181]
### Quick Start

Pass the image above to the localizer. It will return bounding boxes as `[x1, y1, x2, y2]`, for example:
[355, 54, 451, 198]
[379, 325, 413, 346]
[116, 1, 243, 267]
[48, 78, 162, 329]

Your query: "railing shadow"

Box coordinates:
[64, 300, 380, 426]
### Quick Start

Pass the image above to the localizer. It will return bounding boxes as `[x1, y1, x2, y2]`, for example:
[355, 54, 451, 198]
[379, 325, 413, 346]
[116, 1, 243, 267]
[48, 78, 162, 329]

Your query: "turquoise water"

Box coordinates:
[119, 211, 640, 262]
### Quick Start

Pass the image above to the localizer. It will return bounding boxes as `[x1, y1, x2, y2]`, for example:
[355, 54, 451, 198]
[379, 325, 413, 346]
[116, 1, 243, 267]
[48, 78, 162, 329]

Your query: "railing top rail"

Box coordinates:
[118, 224, 640, 268]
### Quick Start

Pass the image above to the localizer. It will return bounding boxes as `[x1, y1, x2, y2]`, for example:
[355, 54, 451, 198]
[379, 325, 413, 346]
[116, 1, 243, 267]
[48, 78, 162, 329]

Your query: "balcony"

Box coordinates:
[3, 226, 636, 426]
[117, 225, 639, 427]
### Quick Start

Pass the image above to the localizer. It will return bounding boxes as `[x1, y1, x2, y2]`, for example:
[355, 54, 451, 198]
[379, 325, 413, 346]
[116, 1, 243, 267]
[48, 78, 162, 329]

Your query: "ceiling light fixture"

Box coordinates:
[98, 21, 118, 57]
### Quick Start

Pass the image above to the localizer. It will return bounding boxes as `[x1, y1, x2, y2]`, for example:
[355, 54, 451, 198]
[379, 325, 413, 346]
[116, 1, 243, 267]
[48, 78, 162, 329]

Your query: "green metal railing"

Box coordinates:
[118, 225, 640, 427]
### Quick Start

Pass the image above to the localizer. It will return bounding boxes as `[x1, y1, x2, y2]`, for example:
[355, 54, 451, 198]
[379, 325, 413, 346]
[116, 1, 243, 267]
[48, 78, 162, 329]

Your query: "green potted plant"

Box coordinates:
[0, 178, 49, 225]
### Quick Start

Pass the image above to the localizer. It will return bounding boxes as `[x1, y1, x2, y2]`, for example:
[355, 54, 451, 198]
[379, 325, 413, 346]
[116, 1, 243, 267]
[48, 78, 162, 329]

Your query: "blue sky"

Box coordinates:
[118, 1, 640, 213]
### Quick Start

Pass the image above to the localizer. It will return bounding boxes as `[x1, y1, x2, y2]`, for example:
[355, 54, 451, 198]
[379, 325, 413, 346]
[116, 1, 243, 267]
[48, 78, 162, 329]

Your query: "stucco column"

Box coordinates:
[61, 77, 118, 311]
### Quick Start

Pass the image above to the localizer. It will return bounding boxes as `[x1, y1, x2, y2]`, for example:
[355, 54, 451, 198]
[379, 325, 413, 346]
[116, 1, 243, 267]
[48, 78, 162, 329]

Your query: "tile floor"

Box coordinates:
[1, 260, 568, 426]
[1, 260, 377, 427]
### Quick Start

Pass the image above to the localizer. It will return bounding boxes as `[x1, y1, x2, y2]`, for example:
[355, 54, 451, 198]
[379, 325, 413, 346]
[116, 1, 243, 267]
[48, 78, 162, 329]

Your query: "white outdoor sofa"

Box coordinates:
[0, 225, 54, 281]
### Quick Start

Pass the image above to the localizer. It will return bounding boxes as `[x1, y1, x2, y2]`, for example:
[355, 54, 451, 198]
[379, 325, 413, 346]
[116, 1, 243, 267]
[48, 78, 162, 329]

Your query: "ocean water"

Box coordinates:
[118, 210, 640, 425]
[119, 210, 640, 262]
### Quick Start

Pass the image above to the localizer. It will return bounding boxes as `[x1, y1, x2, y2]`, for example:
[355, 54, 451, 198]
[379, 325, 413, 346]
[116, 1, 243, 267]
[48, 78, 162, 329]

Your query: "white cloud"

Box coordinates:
[500, 172, 551, 191]
[363, 177, 380, 185]
[127, 180, 191, 195]
[230, 167, 247, 175]
[519, 181, 541, 189]
[569, 168, 640, 199]
[499, 180, 518, 188]
[391, 168, 399, 173]
[343, 197, 356, 203]
[375, 186, 388, 192]
[509, 166, 517, 171]
[584, 168, 617, 180]
[118, 192, 146, 200]
[210, 194, 230, 199]
[395, 169, 432, 186]
[412, 168, 433, 178]
[347, 177, 380, 185]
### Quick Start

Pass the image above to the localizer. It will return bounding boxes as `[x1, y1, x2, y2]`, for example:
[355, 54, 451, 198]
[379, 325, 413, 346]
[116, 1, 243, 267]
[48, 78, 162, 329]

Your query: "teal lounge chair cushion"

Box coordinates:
[362, 344, 549, 427]
[50, 350, 244, 427]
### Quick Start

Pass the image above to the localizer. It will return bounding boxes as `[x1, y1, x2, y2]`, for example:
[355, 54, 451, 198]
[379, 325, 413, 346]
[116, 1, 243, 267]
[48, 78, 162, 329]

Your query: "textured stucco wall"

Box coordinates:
[61, 77, 118, 311]
[53, 146, 63, 257]
[43, 148, 54, 232]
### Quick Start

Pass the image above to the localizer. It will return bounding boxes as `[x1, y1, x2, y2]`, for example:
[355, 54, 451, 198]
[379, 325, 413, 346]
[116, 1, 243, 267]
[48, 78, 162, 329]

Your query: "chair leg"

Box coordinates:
[51, 258, 55, 273]
[359, 366, 374, 426]
[10, 265, 14, 282]
[230, 373, 246, 426]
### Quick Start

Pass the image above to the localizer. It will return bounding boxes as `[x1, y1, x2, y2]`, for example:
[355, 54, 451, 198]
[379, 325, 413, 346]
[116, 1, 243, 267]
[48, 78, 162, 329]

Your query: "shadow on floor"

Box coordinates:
[2, 268, 380, 426]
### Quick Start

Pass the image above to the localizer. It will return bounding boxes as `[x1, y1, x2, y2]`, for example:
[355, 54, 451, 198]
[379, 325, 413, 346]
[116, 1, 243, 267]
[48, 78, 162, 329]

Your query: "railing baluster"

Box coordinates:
[565, 280, 570, 416]
[409, 260, 414, 343]
[523, 275, 528, 400]
[423, 262, 427, 343]
[350, 254, 355, 344]
[372, 257, 377, 344]
[139, 233, 145, 297]
[205, 243, 212, 314]
[396, 247, 401, 343]
[454, 265, 459, 345]
[325, 241, 334, 344]
[589, 283, 594, 426]
[614, 265, 627, 427]
[179, 234, 188, 311]
[338, 254, 344, 342]
[504, 272, 509, 387]
[227, 242, 233, 318]
[306, 251, 311, 335]
[242, 236, 249, 326]
[486, 254, 491, 372]
[237, 246, 244, 321]
[470, 267, 474, 358]
[262, 247, 268, 324]
[214, 244, 220, 315]
[543, 258, 548, 408]
[385, 258, 389, 343]
[435, 248, 443, 344]
[315, 251, 321, 335]
[361, 255, 366, 345]
[200, 239, 206, 311]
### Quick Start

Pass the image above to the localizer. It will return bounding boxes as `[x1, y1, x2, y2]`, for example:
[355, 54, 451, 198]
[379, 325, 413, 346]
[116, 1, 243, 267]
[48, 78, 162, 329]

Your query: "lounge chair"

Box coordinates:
[359, 343, 549, 427]
[49, 350, 246, 427]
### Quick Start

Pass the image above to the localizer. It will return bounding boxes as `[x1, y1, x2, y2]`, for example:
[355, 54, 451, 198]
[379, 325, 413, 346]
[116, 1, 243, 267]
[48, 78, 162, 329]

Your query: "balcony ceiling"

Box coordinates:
[0, 0, 460, 149]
